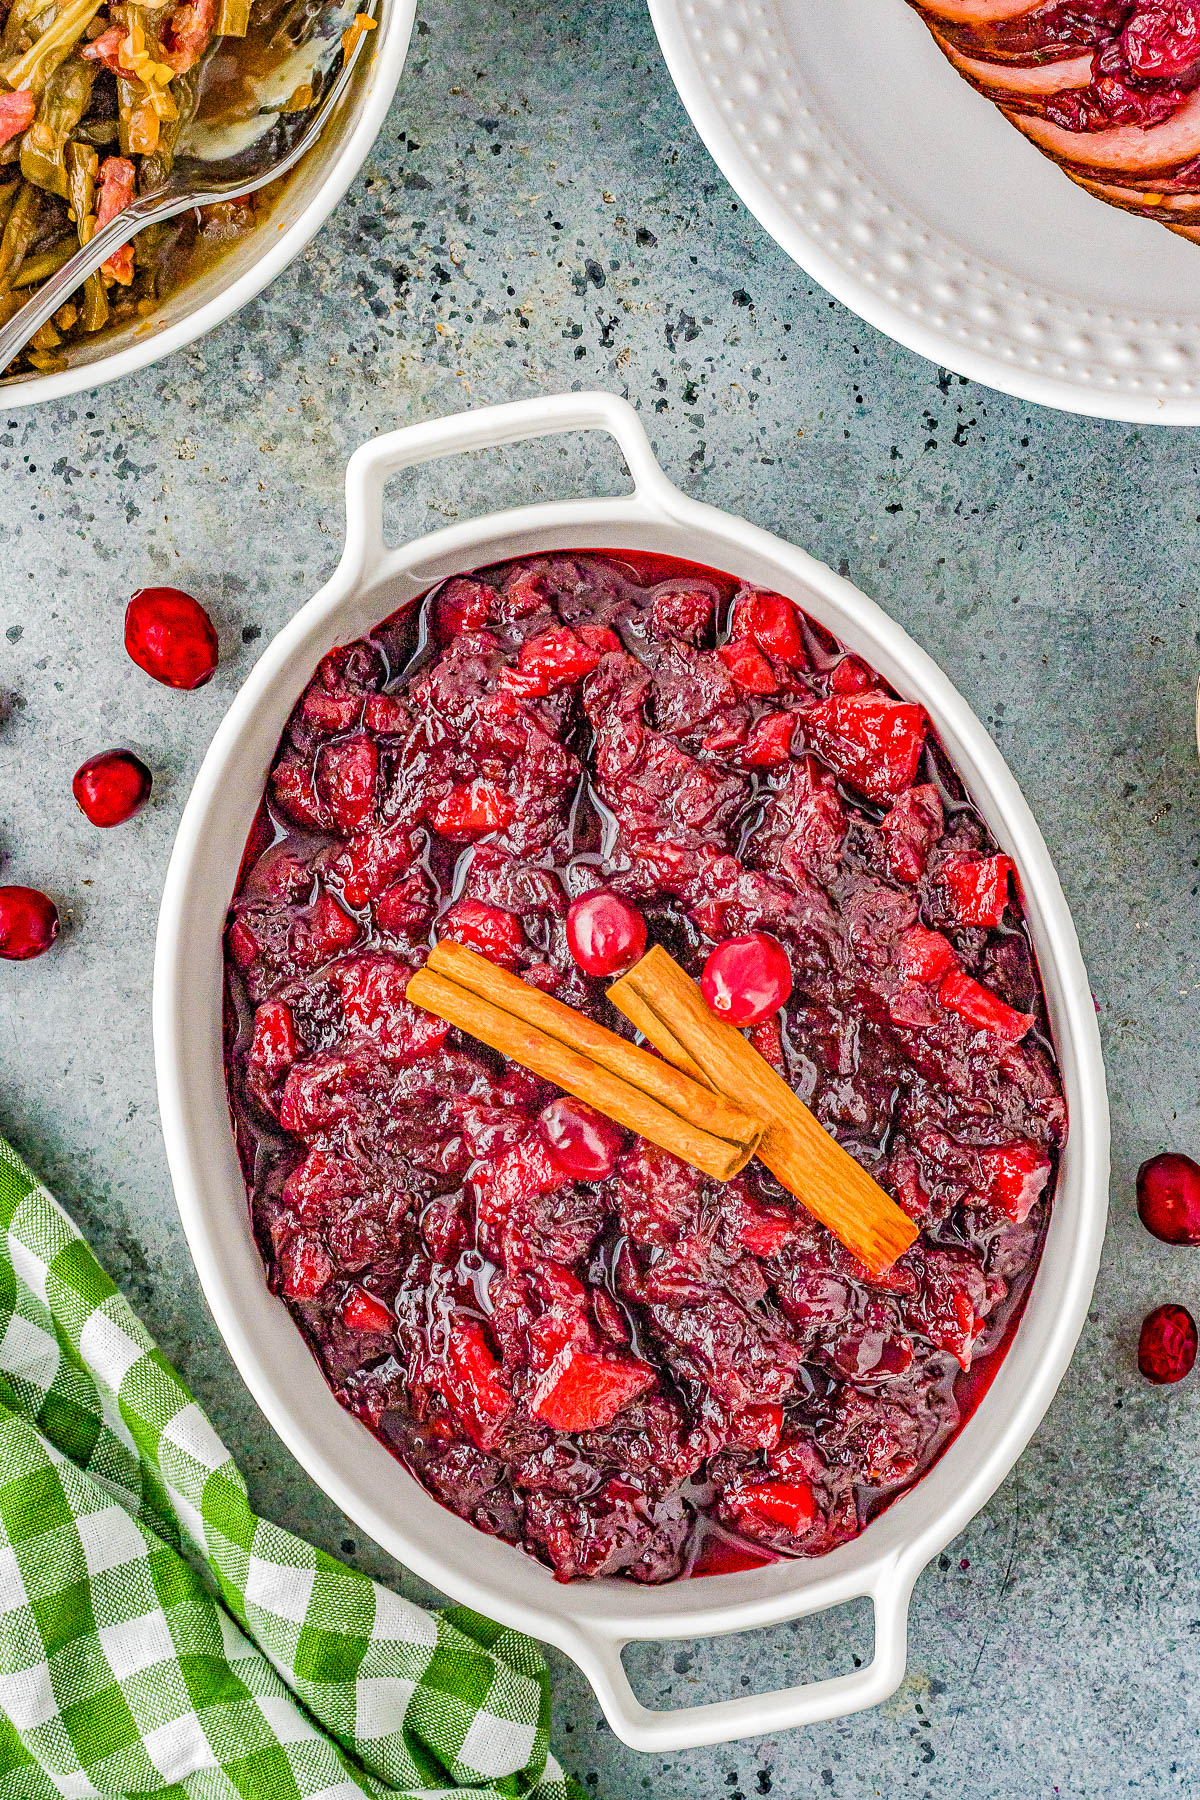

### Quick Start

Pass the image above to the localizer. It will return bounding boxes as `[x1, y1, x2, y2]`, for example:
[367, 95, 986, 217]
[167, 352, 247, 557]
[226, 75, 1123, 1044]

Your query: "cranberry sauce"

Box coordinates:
[223, 551, 1066, 1584]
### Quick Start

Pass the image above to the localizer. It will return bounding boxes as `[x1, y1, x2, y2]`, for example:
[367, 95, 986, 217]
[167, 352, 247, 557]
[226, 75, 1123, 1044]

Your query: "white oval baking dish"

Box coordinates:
[1, 0, 414, 408]
[154, 390, 1109, 1752]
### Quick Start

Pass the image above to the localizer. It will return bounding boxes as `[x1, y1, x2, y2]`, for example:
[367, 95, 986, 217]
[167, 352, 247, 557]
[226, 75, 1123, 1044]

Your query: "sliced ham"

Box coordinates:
[1008, 84, 1200, 176]
[913, 0, 1200, 244]
[932, 31, 1094, 95]
[0, 90, 34, 149]
[96, 155, 136, 286]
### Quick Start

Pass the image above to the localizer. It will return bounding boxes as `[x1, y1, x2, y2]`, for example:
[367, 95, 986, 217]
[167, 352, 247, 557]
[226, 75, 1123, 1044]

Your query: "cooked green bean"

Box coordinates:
[0, 0, 301, 378]
[64, 138, 108, 331]
[0, 180, 39, 292]
[20, 55, 94, 196]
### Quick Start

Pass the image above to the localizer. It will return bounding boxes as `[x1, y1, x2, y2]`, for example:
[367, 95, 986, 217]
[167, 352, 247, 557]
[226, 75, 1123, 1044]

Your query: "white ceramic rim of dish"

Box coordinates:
[153, 390, 1110, 1752]
[0, 0, 415, 409]
[644, 0, 1200, 426]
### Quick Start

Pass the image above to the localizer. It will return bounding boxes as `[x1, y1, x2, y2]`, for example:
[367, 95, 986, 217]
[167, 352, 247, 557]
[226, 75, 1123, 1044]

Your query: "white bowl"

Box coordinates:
[154, 390, 1109, 1751]
[0, 0, 414, 409]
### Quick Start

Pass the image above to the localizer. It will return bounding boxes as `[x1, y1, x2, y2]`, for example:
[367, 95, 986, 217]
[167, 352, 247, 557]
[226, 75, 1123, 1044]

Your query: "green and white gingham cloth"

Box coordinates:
[0, 1138, 582, 1800]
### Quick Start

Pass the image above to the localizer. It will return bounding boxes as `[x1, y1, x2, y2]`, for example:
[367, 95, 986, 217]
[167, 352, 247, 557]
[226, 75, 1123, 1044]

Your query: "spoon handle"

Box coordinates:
[0, 193, 187, 377]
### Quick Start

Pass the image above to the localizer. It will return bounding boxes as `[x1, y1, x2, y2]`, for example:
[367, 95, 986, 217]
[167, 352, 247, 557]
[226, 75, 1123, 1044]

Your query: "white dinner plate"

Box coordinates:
[647, 0, 1200, 424]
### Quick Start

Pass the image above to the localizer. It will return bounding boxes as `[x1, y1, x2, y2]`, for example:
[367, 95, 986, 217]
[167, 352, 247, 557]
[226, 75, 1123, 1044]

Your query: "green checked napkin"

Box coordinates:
[0, 1138, 582, 1800]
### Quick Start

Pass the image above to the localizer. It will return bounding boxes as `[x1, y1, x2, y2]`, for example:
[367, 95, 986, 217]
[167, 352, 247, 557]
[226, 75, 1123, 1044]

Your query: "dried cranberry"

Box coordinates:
[125, 587, 218, 689]
[539, 1098, 625, 1179]
[1138, 1304, 1198, 1384]
[565, 891, 646, 976]
[701, 932, 793, 1027]
[0, 887, 59, 960]
[72, 749, 152, 827]
[1137, 1151, 1200, 1245]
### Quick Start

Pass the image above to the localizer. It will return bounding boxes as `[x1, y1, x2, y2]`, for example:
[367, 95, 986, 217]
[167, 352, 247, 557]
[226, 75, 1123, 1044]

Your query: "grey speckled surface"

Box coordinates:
[1, 0, 1198, 1792]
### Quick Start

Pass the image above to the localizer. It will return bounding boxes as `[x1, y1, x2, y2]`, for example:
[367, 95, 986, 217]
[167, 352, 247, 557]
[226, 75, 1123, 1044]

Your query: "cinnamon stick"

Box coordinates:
[406, 960, 762, 1182]
[608, 946, 919, 1274]
[425, 940, 763, 1151]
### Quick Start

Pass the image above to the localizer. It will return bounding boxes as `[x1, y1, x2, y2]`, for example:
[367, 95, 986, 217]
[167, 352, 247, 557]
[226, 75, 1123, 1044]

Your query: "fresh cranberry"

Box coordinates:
[1137, 1152, 1200, 1245]
[1138, 1304, 1198, 1384]
[701, 932, 793, 1026]
[72, 749, 152, 827]
[0, 887, 60, 960]
[124, 587, 218, 689]
[565, 891, 646, 976]
[539, 1098, 625, 1179]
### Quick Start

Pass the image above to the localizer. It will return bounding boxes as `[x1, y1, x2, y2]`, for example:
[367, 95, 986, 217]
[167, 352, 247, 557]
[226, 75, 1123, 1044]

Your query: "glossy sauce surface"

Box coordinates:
[224, 550, 1066, 1583]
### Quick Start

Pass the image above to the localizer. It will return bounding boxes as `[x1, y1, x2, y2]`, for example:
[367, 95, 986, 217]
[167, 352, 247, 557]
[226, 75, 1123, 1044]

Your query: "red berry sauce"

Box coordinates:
[1138, 1303, 1197, 1383]
[125, 587, 218, 689]
[73, 749, 152, 827]
[223, 551, 1065, 1583]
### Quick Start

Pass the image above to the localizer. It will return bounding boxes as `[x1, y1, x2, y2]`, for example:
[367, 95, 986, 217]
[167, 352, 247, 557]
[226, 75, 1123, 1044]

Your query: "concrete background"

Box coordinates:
[2, 0, 1198, 1791]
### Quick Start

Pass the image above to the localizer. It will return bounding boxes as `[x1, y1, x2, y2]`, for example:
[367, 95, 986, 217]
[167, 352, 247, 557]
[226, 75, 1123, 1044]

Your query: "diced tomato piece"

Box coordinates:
[805, 693, 928, 802]
[0, 91, 35, 147]
[227, 916, 260, 971]
[315, 734, 378, 835]
[428, 781, 514, 838]
[440, 897, 525, 967]
[471, 1137, 568, 1219]
[731, 590, 806, 664]
[939, 970, 1033, 1041]
[731, 1478, 816, 1535]
[435, 578, 497, 637]
[717, 638, 778, 695]
[898, 925, 957, 984]
[529, 1344, 655, 1432]
[739, 710, 796, 768]
[249, 998, 299, 1080]
[441, 1319, 512, 1448]
[342, 1288, 393, 1333]
[979, 1141, 1051, 1222]
[280, 1234, 332, 1300]
[517, 626, 608, 690]
[96, 157, 136, 285]
[828, 655, 872, 694]
[941, 855, 1014, 929]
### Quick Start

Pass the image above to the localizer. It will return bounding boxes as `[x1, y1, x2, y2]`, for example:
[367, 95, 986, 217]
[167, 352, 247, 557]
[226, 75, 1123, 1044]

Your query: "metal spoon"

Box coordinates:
[0, 0, 377, 374]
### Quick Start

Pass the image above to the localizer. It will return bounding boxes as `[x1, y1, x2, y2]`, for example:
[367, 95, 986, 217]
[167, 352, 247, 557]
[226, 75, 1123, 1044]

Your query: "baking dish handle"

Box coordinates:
[561, 1557, 914, 1752]
[342, 390, 677, 570]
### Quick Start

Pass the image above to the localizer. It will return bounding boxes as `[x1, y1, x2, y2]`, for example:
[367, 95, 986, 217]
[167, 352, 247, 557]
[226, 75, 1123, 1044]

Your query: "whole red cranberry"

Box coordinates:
[1136, 1151, 1200, 1245]
[125, 587, 218, 689]
[0, 887, 60, 960]
[1123, 4, 1200, 80]
[1138, 1303, 1198, 1384]
[539, 1097, 625, 1179]
[72, 749, 152, 827]
[701, 932, 793, 1026]
[565, 891, 646, 977]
